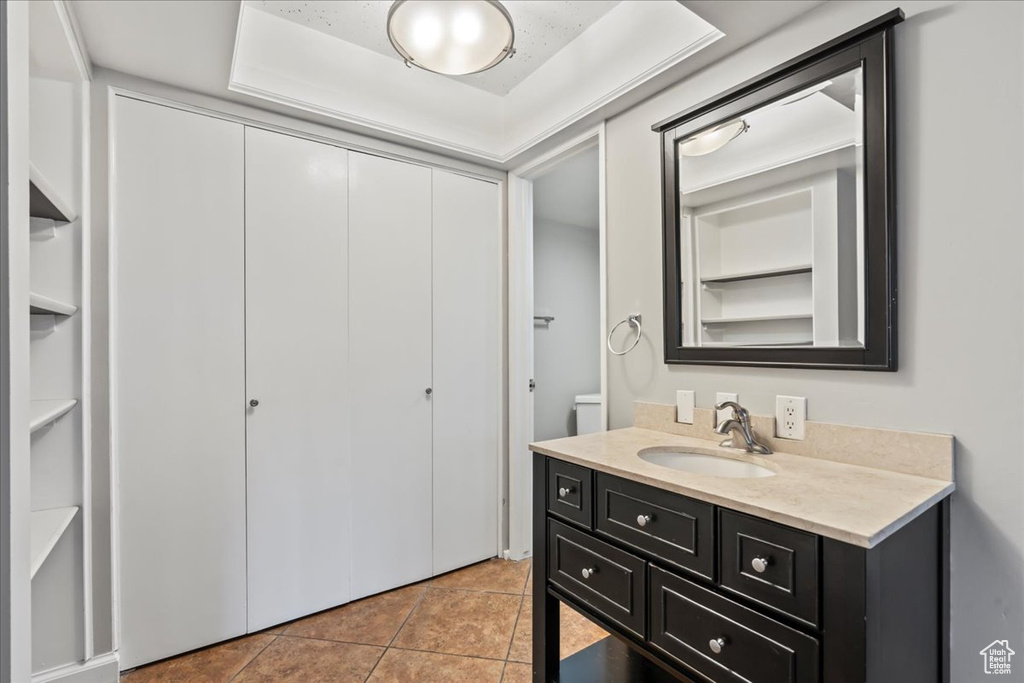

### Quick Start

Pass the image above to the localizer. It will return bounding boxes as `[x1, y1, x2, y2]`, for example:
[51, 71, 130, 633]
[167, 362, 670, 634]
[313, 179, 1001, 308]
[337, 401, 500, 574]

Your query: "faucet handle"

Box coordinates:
[715, 401, 749, 421]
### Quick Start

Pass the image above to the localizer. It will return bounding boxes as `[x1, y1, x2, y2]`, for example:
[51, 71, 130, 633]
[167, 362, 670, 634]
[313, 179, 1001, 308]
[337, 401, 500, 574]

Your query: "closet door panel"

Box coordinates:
[349, 152, 433, 599]
[113, 97, 246, 668]
[432, 171, 501, 574]
[244, 128, 350, 631]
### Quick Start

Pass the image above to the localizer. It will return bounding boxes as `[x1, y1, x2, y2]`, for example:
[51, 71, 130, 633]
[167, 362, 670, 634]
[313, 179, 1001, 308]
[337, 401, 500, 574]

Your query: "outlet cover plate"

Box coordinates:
[716, 392, 738, 427]
[676, 390, 695, 424]
[775, 396, 807, 440]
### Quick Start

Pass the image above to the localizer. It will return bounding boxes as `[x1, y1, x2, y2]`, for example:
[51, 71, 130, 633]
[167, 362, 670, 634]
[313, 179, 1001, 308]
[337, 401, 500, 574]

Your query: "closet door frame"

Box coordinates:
[107, 87, 508, 650]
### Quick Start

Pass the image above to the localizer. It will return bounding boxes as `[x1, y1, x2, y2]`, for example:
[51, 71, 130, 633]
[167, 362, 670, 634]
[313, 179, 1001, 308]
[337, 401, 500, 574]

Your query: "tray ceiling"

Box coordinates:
[231, 0, 723, 162]
[252, 0, 621, 95]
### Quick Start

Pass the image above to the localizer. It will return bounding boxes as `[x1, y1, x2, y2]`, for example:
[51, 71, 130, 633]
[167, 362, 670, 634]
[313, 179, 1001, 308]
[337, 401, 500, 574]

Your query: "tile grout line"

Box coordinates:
[363, 585, 432, 681]
[227, 633, 279, 682]
[500, 593, 527, 683]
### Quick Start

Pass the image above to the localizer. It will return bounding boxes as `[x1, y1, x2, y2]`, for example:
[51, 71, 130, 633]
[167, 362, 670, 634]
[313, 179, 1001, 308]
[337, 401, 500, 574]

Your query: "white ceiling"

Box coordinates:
[534, 146, 599, 228]
[251, 0, 621, 96]
[70, 0, 827, 168]
[230, 1, 723, 161]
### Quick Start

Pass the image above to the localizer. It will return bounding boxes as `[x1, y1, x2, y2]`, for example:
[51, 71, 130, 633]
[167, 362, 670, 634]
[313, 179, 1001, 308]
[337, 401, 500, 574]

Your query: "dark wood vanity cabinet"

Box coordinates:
[533, 453, 949, 683]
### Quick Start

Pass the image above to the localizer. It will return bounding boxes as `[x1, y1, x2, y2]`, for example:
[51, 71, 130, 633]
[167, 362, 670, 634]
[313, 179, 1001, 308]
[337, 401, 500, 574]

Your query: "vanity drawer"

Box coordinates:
[719, 510, 820, 627]
[594, 473, 714, 580]
[547, 459, 593, 528]
[548, 518, 646, 638]
[650, 566, 819, 683]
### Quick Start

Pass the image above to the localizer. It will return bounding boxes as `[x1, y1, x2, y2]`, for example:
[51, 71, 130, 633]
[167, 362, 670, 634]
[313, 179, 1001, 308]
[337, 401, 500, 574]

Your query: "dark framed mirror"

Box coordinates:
[653, 10, 902, 370]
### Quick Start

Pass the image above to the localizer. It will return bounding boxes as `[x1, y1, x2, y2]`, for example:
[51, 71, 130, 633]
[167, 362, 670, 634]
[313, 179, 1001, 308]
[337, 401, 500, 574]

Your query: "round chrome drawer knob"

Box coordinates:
[636, 514, 652, 527]
[751, 556, 771, 573]
[581, 567, 597, 579]
[558, 486, 574, 498]
[709, 638, 726, 655]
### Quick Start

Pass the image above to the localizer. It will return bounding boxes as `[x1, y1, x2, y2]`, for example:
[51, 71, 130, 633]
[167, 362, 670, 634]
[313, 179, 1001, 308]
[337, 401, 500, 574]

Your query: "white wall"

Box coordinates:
[533, 219, 600, 441]
[605, 2, 1023, 678]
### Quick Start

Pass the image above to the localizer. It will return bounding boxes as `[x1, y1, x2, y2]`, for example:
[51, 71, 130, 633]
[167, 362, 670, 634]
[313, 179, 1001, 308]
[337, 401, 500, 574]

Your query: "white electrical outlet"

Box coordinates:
[716, 392, 738, 427]
[676, 390, 695, 424]
[775, 396, 807, 440]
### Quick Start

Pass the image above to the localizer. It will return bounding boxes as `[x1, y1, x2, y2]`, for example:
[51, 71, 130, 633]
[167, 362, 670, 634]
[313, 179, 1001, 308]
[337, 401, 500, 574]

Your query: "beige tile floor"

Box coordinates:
[120, 559, 608, 682]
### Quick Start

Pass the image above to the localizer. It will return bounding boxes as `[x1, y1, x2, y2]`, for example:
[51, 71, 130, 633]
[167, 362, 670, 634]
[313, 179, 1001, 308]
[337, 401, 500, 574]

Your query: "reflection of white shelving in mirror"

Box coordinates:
[30, 507, 79, 578]
[682, 166, 859, 348]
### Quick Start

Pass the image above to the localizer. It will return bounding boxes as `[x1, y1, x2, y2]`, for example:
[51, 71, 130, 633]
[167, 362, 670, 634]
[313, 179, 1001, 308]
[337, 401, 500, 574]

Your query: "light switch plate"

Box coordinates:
[775, 396, 807, 440]
[716, 392, 738, 427]
[676, 390, 694, 424]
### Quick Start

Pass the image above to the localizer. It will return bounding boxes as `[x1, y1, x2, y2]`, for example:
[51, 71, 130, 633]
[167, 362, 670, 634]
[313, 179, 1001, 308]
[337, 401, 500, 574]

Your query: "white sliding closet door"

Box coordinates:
[244, 129, 350, 630]
[114, 98, 246, 669]
[432, 171, 500, 574]
[349, 152, 433, 599]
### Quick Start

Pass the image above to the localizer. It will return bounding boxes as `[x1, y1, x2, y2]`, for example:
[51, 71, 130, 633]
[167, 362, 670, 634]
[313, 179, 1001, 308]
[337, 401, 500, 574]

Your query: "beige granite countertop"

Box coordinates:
[530, 427, 954, 548]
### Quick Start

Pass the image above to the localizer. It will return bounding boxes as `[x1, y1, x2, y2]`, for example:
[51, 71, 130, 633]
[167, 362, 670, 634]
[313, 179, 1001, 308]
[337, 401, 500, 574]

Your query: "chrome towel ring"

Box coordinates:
[607, 314, 642, 356]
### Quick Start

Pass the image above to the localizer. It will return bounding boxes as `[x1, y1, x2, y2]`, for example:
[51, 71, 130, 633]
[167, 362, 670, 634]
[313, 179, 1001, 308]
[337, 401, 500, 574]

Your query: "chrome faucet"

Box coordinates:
[714, 401, 772, 455]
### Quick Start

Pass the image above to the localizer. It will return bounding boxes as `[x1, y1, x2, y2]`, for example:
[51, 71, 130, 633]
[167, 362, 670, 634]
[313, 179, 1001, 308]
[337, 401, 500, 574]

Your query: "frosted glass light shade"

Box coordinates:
[678, 119, 749, 157]
[387, 0, 516, 76]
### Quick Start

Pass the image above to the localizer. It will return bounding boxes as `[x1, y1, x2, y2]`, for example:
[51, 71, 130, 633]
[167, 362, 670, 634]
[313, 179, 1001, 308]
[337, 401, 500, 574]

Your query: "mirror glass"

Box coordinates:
[676, 67, 864, 348]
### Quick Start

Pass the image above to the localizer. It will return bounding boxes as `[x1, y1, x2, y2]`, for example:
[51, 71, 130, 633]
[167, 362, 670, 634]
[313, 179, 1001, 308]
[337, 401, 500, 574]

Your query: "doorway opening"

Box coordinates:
[507, 126, 607, 560]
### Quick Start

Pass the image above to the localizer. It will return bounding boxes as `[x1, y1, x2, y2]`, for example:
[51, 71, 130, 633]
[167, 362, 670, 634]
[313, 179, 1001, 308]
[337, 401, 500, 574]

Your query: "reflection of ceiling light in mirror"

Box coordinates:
[779, 80, 833, 107]
[387, 0, 516, 76]
[678, 119, 749, 157]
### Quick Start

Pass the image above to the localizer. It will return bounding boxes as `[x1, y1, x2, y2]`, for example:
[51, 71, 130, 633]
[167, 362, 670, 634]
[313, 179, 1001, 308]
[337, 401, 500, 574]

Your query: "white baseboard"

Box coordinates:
[32, 653, 119, 683]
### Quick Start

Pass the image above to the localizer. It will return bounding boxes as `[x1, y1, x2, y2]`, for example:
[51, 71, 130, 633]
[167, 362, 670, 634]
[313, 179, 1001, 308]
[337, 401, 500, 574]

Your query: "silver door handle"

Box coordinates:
[751, 556, 771, 573]
[636, 514, 652, 527]
[709, 637, 726, 654]
[581, 567, 597, 579]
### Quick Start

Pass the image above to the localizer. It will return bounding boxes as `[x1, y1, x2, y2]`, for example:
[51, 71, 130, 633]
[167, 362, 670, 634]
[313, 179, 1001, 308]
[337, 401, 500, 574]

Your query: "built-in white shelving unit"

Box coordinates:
[29, 162, 77, 224]
[30, 507, 80, 579]
[30, 399, 79, 434]
[29, 292, 78, 317]
[683, 162, 857, 347]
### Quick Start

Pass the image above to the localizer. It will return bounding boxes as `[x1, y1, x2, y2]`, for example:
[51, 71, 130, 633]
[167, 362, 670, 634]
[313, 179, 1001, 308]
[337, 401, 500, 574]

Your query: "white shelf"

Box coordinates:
[30, 507, 79, 578]
[701, 264, 813, 284]
[30, 399, 78, 433]
[702, 313, 813, 325]
[702, 340, 813, 347]
[29, 162, 77, 224]
[29, 292, 78, 317]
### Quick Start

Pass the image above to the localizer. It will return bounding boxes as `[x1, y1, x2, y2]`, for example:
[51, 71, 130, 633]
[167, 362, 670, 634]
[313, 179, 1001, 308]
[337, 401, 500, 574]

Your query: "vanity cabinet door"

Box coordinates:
[548, 519, 646, 638]
[719, 510, 820, 627]
[595, 473, 714, 579]
[650, 566, 819, 683]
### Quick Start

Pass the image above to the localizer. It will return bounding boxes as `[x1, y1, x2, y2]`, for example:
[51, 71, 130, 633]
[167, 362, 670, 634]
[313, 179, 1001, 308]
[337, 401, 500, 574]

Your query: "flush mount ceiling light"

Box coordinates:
[387, 0, 516, 76]
[678, 119, 749, 157]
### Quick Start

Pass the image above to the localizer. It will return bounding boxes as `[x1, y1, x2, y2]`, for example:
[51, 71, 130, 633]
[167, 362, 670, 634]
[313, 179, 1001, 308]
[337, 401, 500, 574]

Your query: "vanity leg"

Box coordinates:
[533, 452, 560, 682]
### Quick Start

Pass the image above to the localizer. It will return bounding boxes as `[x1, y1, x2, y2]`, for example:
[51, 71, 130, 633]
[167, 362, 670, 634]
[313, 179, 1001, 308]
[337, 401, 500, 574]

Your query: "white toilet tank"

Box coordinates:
[574, 393, 603, 435]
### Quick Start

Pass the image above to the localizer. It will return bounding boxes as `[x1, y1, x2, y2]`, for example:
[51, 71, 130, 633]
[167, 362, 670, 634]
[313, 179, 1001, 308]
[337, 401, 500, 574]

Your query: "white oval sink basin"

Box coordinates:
[638, 448, 776, 479]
